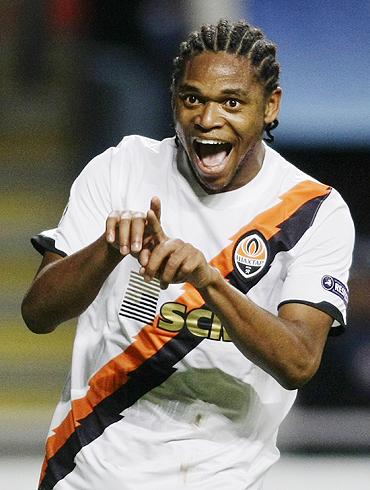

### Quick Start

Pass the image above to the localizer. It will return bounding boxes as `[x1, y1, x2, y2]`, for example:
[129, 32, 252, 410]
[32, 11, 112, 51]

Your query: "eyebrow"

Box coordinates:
[178, 84, 250, 98]
[220, 88, 249, 97]
[178, 84, 202, 94]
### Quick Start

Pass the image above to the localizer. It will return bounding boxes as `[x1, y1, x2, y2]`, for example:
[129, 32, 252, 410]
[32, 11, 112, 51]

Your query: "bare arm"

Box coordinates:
[142, 208, 332, 390]
[22, 198, 162, 334]
[21, 237, 123, 333]
[198, 271, 332, 389]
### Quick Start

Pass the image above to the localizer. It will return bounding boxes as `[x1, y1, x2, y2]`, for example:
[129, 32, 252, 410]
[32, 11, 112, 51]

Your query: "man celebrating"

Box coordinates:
[22, 19, 354, 490]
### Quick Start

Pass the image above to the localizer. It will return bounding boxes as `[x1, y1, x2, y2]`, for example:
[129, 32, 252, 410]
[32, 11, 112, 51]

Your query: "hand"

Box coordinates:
[105, 197, 164, 266]
[141, 210, 217, 290]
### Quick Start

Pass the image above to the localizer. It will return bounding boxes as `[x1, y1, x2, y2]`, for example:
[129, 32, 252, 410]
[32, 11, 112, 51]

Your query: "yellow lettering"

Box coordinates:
[156, 302, 233, 343]
[209, 313, 222, 340]
[186, 308, 212, 337]
[158, 302, 186, 332]
[221, 326, 232, 342]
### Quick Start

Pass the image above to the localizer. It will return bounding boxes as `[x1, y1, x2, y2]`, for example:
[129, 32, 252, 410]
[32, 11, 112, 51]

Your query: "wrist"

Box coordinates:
[98, 235, 123, 266]
[197, 266, 222, 291]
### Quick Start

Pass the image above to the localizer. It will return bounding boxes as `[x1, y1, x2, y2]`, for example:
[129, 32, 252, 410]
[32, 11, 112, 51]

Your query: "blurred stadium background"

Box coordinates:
[1, 1, 369, 488]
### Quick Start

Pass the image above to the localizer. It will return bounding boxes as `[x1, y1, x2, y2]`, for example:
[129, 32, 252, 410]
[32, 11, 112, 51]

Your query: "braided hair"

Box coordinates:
[171, 19, 280, 142]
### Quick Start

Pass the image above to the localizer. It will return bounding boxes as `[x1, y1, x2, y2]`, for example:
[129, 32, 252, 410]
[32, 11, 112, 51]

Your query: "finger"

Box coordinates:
[150, 196, 161, 222]
[118, 211, 132, 255]
[143, 240, 176, 282]
[147, 209, 166, 243]
[130, 211, 146, 254]
[138, 247, 150, 268]
[160, 246, 189, 285]
[176, 251, 212, 289]
[106, 211, 121, 244]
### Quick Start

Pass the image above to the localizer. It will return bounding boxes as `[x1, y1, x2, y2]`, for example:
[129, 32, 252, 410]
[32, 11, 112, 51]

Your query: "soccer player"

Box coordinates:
[22, 19, 354, 490]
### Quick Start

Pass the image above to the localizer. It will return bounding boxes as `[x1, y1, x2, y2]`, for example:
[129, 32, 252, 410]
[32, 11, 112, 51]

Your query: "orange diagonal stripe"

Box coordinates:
[40, 179, 330, 482]
[211, 180, 330, 276]
[40, 281, 204, 481]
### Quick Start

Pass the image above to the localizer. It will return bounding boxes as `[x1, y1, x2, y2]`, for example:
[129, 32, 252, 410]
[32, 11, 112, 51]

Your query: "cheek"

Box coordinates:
[236, 113, 265, 140]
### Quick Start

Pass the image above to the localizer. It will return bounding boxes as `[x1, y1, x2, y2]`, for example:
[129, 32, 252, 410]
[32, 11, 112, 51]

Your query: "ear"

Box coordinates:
[264, 87, 282, 125]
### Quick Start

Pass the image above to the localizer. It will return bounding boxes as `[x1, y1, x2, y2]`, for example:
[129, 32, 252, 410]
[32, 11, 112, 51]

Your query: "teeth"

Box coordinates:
[194, 138, 228, 145]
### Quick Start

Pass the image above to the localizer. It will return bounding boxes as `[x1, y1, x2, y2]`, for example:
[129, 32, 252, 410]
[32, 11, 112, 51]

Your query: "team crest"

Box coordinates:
[233, 232, 269, 279]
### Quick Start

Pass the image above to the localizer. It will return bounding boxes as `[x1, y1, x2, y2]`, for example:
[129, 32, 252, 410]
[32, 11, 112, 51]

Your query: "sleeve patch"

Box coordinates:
[321, 275, 349, 306]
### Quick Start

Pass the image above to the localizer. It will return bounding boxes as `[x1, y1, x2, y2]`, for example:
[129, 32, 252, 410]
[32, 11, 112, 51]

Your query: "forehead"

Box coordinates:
[180, 51, 260, 94]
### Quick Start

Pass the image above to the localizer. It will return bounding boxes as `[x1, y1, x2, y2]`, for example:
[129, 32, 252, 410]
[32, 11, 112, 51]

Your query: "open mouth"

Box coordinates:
[193, 139, 233, 168]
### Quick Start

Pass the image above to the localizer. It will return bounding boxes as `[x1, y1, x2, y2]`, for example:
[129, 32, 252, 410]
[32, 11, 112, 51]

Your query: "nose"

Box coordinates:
[194, 102, 223, 131]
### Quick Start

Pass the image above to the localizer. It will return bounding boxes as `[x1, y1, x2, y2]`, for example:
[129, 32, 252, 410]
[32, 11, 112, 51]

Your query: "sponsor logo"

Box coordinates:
[119, 272, 231, 342]
[157, 302, 231, 342]
[233, 232, 269, 279]
[321, 275, 348, 305]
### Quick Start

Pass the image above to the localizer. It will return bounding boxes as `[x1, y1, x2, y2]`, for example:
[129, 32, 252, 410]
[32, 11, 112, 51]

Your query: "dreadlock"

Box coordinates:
[171, 19, 280, 142]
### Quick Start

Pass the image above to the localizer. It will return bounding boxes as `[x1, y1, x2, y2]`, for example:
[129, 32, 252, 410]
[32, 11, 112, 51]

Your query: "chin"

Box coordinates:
[196, 172, 234, 193]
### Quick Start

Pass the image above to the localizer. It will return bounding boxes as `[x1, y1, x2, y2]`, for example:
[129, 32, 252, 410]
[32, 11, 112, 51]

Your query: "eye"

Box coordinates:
[182, 94, 201, 107]
[224, 98, 240, 109]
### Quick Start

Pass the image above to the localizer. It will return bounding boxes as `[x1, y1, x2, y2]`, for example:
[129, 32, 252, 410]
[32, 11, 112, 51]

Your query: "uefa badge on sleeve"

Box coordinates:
[233, 231, 269, 280]
[321, 275, 349, 305]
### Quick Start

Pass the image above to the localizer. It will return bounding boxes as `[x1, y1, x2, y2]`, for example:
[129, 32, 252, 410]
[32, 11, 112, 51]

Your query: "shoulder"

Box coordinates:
[313, 187, 355, 243]
[263, 146, 355, 250]
[266, 145, 353, 218]
[115, 135, 177, 161]
[79, 135, 176, 175]
[108, 135, 177, 181]
[73, 135, 176, 192]
[264, 144, 316, 190]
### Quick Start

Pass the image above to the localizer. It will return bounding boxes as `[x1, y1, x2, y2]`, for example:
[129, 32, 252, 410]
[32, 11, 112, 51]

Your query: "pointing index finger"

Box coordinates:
[147, 209, 166, 242]
[150, 196, 161, 222]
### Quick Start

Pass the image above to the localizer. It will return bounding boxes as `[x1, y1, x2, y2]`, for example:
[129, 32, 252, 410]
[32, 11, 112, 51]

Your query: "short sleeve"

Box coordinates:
[31, 146, 115, 257]
[279, 191, 355, 334]
[31, 228, 65, 256]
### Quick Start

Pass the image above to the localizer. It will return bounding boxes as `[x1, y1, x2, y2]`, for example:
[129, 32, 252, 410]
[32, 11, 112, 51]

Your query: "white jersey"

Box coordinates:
[32, 136, 354, 490]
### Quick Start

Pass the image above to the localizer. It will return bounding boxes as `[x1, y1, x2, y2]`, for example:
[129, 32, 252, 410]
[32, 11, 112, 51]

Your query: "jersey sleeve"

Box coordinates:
[278, 191, 355, 334]
[31, 146, 117, 257]
[31, 228, 65, 256]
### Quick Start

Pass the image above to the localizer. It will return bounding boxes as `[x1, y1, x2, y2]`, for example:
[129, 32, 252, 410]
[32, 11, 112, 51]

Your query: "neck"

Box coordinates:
[225, 140, 265, 192]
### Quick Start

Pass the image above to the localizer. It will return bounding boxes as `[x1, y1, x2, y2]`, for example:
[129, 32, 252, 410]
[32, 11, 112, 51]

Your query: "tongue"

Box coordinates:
[202, 150, 227, 167]
[199, 148, 228, 167]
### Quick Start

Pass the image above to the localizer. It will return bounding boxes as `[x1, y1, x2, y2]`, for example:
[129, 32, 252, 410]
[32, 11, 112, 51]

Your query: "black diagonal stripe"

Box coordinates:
[39, 327, 204, 490]
[228, 193, 331, 294]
